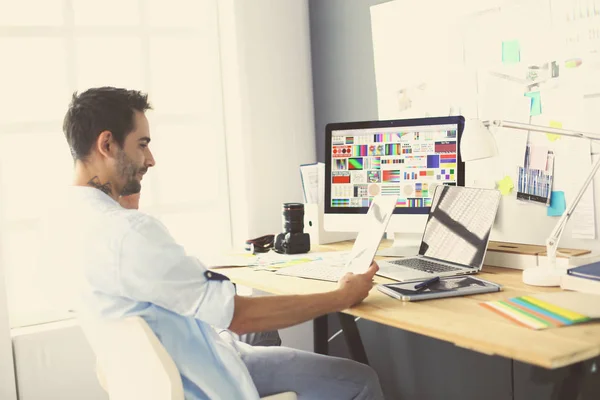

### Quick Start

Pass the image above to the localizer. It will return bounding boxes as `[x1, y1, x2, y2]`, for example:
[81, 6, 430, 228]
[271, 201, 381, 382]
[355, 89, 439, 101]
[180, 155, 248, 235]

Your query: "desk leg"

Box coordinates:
[337, 313, 369, 365]
[313, 315, 328, 355]
[552, 362, 584, 400]
[528, 359, 590, 400]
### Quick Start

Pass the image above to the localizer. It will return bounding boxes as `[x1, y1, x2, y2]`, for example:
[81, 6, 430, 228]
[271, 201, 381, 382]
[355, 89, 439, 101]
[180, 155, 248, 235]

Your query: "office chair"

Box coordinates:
[81, 316, 296, 400]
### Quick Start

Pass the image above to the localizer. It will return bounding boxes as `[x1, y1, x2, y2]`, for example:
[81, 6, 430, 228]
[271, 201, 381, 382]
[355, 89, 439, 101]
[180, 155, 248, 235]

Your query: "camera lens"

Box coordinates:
[282, 203, 304, 234]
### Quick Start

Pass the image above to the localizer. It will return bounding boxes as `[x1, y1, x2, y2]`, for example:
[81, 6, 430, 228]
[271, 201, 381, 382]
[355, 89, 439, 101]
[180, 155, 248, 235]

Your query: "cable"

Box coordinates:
[327, 317, 361, 343]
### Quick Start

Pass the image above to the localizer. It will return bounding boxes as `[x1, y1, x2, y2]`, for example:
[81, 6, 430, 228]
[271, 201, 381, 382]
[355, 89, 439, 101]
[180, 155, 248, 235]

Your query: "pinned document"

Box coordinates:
[524, 91, 542, 116]
[529, 146, 549, 170]
[502, 40, 521, 63]
[517, 145, 554, 205]
[547, 191, 566, 217]
[571, 167, 597, 240]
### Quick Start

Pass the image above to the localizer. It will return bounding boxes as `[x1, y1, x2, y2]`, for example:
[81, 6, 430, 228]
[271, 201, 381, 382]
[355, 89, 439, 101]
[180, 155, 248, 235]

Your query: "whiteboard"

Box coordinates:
[371, 0, 600, 252]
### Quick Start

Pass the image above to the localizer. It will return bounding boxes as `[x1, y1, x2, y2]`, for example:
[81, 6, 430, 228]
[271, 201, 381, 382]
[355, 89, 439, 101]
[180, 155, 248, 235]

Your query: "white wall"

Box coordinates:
[0, 172, 17, 399]
[220, 0, 317, 245]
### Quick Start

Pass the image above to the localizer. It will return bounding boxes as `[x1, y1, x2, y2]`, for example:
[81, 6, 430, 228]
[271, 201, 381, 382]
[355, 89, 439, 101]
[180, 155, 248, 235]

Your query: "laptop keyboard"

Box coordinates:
[389, 258, 460, 274]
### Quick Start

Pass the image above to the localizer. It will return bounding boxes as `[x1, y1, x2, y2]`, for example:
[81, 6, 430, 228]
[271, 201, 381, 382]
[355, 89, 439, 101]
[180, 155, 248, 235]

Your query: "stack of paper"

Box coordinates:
[205, 252, 335, 272]
[480, 292, 600, 330]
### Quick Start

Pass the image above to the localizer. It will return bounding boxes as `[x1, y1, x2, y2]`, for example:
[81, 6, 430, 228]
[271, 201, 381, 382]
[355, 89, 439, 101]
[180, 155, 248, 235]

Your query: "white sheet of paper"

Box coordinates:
[571, 154, 597, 240]
[529, 145, 549, 170]
[345, 195, 398, 274]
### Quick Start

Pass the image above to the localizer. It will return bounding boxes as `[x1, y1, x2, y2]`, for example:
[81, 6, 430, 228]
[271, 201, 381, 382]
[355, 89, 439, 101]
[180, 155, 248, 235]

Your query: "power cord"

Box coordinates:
[328, 317, 361, 343]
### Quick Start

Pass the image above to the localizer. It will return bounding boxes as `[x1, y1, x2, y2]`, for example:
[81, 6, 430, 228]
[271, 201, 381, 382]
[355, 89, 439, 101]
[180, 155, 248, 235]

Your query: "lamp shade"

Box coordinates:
[460, 118, 498, 161]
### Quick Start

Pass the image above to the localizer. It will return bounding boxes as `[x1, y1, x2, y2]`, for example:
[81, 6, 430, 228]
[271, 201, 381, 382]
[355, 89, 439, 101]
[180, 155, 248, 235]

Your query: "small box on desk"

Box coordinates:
[484, 241, 593, 270]
[303, 203, 356, 245]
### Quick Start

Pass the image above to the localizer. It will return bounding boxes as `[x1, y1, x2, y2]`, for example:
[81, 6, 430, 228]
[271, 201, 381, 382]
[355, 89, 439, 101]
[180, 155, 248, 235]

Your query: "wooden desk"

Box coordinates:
[216, 240, 600, 370]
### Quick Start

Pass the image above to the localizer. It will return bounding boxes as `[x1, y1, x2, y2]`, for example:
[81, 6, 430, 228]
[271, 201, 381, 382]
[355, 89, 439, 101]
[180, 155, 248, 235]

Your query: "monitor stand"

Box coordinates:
[376, 232, 421, 257]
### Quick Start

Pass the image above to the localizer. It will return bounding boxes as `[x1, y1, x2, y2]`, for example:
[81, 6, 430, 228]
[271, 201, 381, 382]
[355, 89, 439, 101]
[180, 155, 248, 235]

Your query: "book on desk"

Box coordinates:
[561, 261, 600, 295]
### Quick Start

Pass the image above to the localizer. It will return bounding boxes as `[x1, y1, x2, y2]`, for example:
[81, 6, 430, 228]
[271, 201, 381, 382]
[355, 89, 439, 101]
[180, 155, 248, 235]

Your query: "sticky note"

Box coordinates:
[547, 121, 562, 142]
[524, 91, 542, 116]
[502, 40, 521, 63]
[498, 176, 514, 196]
[565, 58, 582, 68]
[547, 191, 566, 216]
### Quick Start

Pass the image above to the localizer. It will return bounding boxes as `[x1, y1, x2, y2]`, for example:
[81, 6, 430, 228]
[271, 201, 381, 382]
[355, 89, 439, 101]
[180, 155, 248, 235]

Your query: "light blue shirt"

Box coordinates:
[48, 187, 259, 400]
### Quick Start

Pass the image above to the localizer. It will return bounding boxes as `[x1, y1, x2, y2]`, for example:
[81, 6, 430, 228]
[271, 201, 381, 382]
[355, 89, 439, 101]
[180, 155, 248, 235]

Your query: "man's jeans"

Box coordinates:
[220, 330, 384, 399]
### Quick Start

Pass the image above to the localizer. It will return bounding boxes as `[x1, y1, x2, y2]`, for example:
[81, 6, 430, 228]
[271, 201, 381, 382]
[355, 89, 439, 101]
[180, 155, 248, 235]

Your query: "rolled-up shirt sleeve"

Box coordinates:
[118, 214, 236, 329]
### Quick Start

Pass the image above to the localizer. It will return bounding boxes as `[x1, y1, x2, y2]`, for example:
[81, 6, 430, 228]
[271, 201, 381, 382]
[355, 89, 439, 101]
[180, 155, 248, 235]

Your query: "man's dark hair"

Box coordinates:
[63, 87, 152, 160]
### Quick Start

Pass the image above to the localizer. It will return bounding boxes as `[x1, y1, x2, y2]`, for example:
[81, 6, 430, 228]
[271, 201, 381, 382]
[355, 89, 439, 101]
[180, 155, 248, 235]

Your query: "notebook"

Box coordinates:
[567, 262, 600, 281]
[561, 274, 600, 295]
[481, 291, 600, 330]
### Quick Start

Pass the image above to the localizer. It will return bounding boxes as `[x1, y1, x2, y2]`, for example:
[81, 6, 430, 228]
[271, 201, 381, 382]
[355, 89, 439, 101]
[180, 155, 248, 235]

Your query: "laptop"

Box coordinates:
[275, 195, 398, 281]
[377, 186, 501, 282]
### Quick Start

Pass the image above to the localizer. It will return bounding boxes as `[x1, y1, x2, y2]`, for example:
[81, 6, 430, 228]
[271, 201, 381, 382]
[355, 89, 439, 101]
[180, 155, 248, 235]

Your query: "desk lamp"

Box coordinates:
[460, 118, 498, 161]
[485, 120, 600, 287]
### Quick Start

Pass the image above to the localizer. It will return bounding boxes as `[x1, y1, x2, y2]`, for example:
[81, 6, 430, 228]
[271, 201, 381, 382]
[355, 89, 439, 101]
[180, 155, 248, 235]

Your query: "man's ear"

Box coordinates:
[97, 130, 115, 158]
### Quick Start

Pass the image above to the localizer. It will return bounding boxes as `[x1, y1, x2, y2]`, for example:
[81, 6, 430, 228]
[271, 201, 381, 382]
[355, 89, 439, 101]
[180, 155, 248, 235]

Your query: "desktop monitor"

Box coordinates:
[324, 116, 465, 256]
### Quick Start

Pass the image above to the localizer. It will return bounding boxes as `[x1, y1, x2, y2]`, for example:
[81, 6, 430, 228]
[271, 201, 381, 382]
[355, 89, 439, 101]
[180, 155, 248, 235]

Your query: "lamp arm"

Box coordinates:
[487, 120, 600, 140]
[545, 150, 600, 267]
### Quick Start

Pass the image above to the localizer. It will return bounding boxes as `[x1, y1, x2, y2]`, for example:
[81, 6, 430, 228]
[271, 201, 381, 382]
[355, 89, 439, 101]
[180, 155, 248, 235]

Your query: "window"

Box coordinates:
[0, 0, 232, 328]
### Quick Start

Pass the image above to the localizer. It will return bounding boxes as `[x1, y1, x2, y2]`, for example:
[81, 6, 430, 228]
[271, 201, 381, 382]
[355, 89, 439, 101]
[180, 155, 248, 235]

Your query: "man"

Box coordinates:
[58, 87, 384, 399]
[118, 192, 283, 348]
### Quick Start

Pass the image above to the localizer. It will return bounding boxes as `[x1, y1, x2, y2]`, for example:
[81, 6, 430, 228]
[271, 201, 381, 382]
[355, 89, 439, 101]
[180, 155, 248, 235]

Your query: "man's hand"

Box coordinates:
[337, 261, 379, 309]
[229, 261, 379, 335]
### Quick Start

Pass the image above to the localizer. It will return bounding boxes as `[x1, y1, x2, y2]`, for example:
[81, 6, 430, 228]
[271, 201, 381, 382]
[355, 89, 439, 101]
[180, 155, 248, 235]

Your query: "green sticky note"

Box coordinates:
[525, 91, 542, 116]
[502, 40, 521, 63]
[547, 191, 566, 217]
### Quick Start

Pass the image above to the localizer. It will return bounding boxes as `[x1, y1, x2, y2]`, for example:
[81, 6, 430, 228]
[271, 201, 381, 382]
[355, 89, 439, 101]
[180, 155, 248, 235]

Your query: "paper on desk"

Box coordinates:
[571, 157, 597, 239]
[205, 252, 325, 269]
[253, 251, 355, 272]
[204, 253, 267, 268]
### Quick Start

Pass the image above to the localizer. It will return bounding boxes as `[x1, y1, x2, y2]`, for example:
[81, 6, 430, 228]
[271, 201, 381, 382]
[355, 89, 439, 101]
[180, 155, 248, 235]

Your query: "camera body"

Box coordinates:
[273, 203, 311, 254]
[274, 231, 311, 254]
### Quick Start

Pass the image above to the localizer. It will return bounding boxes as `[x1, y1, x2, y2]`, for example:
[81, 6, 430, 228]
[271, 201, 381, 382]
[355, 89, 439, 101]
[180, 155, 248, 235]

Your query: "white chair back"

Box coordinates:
[81, 316, 184, 400]
[81, 315, 297, 400]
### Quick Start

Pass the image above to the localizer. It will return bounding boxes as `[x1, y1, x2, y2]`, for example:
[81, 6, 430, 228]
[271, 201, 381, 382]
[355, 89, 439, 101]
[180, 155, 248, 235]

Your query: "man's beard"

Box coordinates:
[116, 150, 146, 196]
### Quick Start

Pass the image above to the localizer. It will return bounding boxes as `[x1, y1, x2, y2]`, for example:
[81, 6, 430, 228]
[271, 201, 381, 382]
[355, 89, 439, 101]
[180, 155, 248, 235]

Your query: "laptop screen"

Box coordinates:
[419, 186, 501, 268]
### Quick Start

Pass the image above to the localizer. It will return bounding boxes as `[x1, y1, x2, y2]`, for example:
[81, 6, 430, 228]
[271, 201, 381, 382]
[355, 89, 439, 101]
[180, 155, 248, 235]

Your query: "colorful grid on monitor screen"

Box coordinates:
[331, 127, 457, 208]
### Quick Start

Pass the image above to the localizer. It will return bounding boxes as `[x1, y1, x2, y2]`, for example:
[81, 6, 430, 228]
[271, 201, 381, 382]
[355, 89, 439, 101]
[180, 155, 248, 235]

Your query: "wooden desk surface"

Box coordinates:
[216, 241, 600, 369]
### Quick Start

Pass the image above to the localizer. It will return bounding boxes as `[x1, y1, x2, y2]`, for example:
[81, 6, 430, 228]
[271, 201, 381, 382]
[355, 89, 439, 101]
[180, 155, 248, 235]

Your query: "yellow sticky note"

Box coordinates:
[497, 176, 514, 196]
[547, 121, 562, 142]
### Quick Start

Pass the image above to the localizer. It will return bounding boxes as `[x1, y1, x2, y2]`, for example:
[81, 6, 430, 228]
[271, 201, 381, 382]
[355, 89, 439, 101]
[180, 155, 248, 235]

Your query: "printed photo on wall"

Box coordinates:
[516, 144, 554, 205]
